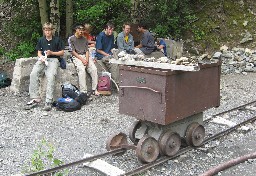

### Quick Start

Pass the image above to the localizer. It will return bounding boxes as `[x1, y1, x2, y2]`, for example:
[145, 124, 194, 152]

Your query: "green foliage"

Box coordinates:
[192, 27, 206, 41]
[5, 41, 36, 61]
[24, 138, 68, 175]
[75, 0, 132, 34]
[133, 0, 196, 38]
[2, 0, 41, 60]
[0, 47, 4, 56]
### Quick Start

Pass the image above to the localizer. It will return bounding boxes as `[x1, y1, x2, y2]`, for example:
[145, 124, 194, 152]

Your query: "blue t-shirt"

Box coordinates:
[95, 32, 115, 59]
[159, 39, 167, 56]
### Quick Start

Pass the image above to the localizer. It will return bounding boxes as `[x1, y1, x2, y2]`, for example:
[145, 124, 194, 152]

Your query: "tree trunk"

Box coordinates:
[131, 0, 139, 23]
[38, 0, 48, 26]
[65, 0, 73, 39]
[50, 0, 60, 36]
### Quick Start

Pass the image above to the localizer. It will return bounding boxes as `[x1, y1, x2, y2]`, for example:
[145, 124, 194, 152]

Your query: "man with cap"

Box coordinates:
[68, 24, 99, 96]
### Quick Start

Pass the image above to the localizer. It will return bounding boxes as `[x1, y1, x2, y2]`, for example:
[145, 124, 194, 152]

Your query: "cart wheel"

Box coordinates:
[159, 130, 181, 156]
[185, 122, 205, 147]
[106, 132, 128, 155]
[129, 120, 142, 145]
[136, 135, 160, 163]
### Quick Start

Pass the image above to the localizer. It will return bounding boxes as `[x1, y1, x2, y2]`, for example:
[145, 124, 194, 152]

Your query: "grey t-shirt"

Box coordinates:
[68, 35, 89, 55]
[140, 30, 155, 55]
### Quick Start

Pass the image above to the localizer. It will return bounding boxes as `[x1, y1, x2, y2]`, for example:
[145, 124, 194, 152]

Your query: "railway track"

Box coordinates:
[26, 100, 256, 176]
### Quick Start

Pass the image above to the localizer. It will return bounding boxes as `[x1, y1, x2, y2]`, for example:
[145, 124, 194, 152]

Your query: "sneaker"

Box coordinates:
[24, 99, 40, 110]
[43, 102, 52, 111]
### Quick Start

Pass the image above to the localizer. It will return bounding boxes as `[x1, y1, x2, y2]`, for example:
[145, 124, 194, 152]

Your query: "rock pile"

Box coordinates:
[115, 46, 256, 74]
[213, 46, 256, 74]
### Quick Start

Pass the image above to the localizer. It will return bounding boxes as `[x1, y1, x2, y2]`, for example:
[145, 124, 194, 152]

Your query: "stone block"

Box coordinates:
[10, 54, 119, 100]
[145, 51, 165, 58]
[163, 39, 183, 59]
[10, 57, 79, 100]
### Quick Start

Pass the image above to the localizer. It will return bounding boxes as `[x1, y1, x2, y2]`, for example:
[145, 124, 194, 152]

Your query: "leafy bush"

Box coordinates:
[23, 138, 68, 175]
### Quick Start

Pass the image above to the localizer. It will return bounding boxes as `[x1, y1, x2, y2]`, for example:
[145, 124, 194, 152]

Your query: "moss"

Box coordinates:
[186, 0, 256, 53]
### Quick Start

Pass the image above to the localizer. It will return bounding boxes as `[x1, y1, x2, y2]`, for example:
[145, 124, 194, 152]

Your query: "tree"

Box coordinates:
[38, 0, 48, 27]
[65, 0, 73, 38]
[50, 0, 60, 36]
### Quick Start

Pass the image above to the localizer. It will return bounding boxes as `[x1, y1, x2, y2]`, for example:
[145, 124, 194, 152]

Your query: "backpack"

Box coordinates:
[53, 97, 81, 112]
[62, 83, 88, 105]
[98, 75, 111, 91]
[62, 83, 80, 99]
[0, 72, 12, 88]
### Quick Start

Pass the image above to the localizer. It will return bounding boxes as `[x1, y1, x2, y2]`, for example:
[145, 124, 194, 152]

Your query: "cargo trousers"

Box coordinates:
[96, 57, 119, 85]
[72, 55, 98, 92]
[29, 58, 59, 103]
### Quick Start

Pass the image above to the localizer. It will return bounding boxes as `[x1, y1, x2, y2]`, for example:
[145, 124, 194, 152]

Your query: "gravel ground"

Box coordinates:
[1, 72, 256, 176]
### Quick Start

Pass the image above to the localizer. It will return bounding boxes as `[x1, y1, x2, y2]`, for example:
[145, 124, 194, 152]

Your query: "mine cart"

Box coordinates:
[106, 60, 221, 163]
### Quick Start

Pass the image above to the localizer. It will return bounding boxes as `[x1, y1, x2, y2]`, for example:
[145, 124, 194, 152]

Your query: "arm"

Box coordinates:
[157, 44, 164, 50]
[45, 50, 64, 57]
[131, 35, 134, 49]
[117, 35, 124, 50]
[96, 49, 111, 57]
[88, 40, 96, 47]
[71, 50, 88, 65]
[135, 43, 142, 48]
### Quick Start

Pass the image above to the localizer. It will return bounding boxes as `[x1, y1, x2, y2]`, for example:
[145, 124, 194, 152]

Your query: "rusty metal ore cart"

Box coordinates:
[106, 61, 221, 163]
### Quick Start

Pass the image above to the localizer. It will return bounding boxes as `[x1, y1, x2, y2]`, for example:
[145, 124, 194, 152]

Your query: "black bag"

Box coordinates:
[62, 83, 80, 99]
[52, 97, 81, 112]
[0, 72, 12, 88]
[75, 92, 88, 105]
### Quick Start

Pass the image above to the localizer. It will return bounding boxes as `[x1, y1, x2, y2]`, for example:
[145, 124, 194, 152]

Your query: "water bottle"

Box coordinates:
[91, 49, 96, 59]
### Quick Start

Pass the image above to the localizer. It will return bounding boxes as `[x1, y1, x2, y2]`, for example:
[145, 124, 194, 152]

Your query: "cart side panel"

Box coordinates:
[165, 64, 220, 124]
[119, 63, 221, 125]
[119, 67, 167, 124]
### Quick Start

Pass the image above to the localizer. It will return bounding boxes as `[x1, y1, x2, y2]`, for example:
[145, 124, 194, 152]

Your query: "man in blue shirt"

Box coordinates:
[95, 22, 119, 84]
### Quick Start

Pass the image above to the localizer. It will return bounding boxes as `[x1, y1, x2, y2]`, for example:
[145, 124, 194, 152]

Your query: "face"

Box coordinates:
[123, 25, 131, 35]
[105, 26, 114, 36]
[43, 28, 53, 37]
[137, 26, 142, 32]
[76, 27, 85, 37]
[84, 29, 89, 34]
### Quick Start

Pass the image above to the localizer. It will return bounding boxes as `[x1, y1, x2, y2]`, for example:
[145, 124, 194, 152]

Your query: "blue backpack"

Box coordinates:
[53, 97, 81, 112]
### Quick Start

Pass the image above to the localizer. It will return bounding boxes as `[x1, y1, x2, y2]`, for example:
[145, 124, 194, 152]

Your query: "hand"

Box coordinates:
[39, 56, 46, 62]
[45, 50, 53, 56]
[82, 58, 88, 66]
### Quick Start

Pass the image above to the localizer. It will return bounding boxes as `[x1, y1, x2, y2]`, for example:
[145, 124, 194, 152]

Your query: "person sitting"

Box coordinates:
[134, 22, 155, 55]
[116, 22, 135, 54]
[95, 22, 119, 84]
[84, 23, 96, 48]
[68, 24, 100, 96]
[25, 22, 64, 111]
[154, 36, 167, 57]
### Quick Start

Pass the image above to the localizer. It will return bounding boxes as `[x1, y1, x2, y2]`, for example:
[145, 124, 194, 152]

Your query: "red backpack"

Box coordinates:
[97, 75, 111, 95]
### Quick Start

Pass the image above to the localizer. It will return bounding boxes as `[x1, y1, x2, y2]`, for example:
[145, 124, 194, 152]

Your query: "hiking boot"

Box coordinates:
[43, 102, 52, 111]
